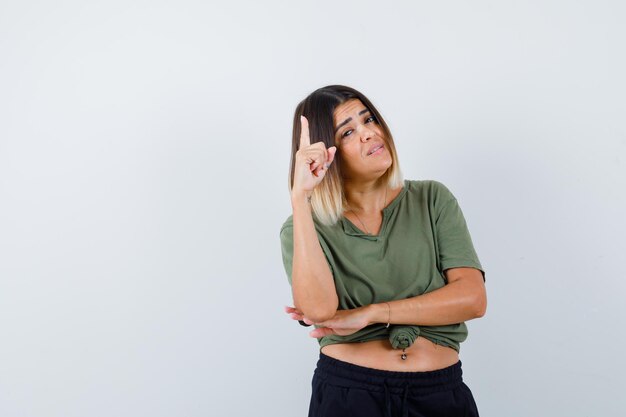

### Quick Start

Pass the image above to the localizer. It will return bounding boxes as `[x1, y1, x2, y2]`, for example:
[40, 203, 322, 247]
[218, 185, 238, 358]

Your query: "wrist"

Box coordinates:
[366, 303, 389, 326]
[291, 189, 313, 207]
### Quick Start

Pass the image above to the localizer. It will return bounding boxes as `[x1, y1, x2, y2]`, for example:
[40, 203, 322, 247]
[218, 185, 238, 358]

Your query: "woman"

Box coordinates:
[279, 85, 487, 417]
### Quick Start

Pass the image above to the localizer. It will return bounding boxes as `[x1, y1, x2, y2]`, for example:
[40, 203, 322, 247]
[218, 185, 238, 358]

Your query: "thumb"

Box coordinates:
[327, 146, 337, 165]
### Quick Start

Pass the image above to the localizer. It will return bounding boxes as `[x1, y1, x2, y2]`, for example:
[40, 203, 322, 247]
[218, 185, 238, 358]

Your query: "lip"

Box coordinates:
[367, 143, 384, 156]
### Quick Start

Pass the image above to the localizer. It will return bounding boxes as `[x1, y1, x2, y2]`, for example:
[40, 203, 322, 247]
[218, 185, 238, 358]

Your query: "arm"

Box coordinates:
[288, 267, 486, 338]
[287, 181, 487, 336]
[376, 182, 487, 326]
[288, 115, 338, 323]
[290, 190, 338, 322]
[366, 267, 487, 327]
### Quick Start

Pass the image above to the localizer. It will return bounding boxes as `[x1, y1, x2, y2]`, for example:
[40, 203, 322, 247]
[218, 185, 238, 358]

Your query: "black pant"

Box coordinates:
[308, 352, 480, 417]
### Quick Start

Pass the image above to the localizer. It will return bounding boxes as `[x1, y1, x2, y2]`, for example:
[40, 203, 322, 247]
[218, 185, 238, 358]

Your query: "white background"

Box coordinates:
[1, 1, 625, 416]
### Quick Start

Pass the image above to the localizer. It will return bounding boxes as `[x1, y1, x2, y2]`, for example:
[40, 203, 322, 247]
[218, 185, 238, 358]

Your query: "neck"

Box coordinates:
[343, 177, 388, 213]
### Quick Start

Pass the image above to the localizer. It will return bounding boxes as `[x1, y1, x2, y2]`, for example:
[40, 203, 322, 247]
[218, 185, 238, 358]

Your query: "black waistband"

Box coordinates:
[314, 352, 463, 395]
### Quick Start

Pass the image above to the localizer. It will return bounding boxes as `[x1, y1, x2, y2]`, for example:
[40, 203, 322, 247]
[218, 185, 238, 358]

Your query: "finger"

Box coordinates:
[299, 116, 311, 149]
[303, 153, 323, 177]
[312, 146, 336, 177]
[309, 160, 321, 173]
[312, 162, 330, 178]
[310, 160, 326, 177]
[302, 317, 314, 325]
[312, 165, 323, 177]
[309, 327, 335, 338]
[327, 146, 337, 165]
[284, 306, 300, 313]
[311, 156, 330, 177]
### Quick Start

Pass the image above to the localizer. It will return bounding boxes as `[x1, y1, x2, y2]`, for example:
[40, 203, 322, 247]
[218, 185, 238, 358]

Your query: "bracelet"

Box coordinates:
[385, 302, 391, 328]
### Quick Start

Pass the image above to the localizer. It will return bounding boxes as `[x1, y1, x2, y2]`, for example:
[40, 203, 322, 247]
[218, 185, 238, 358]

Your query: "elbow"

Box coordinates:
[468, 279, 487, 318]
[291, 273, 338, 323]
[473, 294, 487, 318]
[294, 297, 338, 323]
[298, 299, 338, 323]
[475, 305, 487, 318]
[305, 309, 337, 323]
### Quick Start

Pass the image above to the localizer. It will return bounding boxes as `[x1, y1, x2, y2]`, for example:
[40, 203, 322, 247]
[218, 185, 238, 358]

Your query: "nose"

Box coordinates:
[359, 125, 374, 142]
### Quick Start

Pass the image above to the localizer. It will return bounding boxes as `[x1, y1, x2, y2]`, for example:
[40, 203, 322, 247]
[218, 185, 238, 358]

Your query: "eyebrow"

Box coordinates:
[334, 109, 371, 133]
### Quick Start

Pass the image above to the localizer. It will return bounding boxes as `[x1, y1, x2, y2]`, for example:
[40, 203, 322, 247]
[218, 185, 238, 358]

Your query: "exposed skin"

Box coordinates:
[293, 115, 337, 193]
[285, 266, 485, 338]
[332, 99, 392, 188]
[285, 99, 487, 371]
[288, 115, 339, 322]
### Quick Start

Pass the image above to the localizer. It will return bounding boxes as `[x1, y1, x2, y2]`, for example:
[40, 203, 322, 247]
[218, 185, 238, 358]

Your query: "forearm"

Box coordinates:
[290, 191, 338, 322]
[367, 279, 486, 326]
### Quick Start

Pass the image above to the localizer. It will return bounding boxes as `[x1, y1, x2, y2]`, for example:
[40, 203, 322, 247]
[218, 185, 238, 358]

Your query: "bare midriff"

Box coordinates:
[320, 337, 459, 372]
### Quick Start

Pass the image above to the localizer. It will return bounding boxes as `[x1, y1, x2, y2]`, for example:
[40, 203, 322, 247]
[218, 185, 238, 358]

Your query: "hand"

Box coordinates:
[284, 305, 373, 338]
[292, 116, 337, 196]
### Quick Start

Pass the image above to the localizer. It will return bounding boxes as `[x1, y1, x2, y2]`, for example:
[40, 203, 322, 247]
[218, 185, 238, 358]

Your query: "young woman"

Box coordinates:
[280, 85, 487, 417]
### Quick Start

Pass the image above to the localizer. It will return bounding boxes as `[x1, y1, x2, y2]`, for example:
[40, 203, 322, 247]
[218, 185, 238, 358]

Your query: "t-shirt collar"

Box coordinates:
[340, 180, 409, 238]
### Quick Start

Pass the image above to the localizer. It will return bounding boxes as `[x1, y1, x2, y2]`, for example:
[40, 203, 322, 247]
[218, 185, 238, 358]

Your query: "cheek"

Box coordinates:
[339, 146, 362, 164]
[337, 152, 354, 172]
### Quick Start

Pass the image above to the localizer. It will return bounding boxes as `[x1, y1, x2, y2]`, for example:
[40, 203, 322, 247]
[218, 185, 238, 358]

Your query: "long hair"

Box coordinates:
[289, 85, 403, 226]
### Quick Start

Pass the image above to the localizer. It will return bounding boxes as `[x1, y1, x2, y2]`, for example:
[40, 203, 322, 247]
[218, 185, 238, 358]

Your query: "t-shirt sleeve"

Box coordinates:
[432, 182, 486, 282]
[279, 224, 296, 286]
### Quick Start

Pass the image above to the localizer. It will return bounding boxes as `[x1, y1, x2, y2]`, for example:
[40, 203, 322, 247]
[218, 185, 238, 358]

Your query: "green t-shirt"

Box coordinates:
[279, 179, 485, 352]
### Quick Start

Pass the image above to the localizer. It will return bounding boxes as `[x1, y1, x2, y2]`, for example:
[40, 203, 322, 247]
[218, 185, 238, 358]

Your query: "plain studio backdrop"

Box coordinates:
[1, 1, 625, 416]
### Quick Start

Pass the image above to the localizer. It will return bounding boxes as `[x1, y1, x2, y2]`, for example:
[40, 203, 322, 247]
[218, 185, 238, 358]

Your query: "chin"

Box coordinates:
[379, 158, 393, 171]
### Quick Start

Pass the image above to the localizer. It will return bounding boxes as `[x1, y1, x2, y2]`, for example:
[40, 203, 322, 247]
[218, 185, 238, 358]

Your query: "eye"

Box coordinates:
[366, 115, 377, 123]
[341, 129, 353, 138]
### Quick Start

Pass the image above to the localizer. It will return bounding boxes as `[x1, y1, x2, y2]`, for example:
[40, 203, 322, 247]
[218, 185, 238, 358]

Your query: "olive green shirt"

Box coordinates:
[279, 179, 485, 352]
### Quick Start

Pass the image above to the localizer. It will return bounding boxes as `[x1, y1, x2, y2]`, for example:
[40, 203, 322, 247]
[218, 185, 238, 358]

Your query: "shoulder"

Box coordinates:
[279, 214, 342, 249]
[404, 179, 457, 204]
[279, 214, 335, 234]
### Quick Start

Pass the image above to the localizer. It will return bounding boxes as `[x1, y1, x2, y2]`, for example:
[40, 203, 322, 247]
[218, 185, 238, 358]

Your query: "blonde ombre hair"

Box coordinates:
[289, 85, 403, 226]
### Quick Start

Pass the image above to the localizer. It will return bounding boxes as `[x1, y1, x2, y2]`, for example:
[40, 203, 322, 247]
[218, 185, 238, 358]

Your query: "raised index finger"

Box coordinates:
[299, 115, 311, 149]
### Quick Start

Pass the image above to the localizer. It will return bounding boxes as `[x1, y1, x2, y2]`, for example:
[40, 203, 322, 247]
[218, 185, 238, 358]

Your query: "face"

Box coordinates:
[333, 99, 393, 181]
